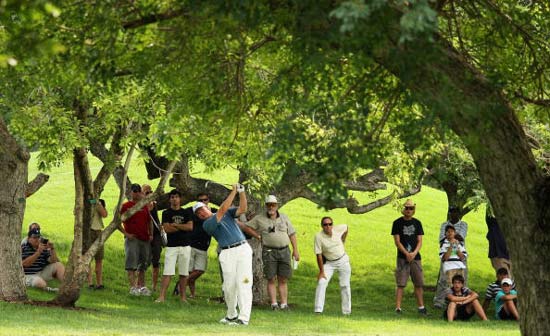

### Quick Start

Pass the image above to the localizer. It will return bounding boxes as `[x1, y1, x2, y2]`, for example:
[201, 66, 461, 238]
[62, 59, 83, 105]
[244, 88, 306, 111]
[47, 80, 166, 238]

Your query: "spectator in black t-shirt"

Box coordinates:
[155, 189, 193, 302]
[186, 193, 217, 298]
[391, 199, 427, 315]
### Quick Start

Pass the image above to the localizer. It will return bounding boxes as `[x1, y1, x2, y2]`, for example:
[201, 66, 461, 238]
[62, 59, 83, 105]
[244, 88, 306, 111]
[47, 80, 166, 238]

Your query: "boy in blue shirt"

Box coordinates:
[495, 278, 519, 320]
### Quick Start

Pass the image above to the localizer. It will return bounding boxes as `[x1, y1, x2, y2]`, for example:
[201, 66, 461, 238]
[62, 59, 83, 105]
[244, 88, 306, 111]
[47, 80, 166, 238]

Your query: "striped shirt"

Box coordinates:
[21, 242, 50, 275]
[485, 280, 516, 300]
[439, 239, 467, 273]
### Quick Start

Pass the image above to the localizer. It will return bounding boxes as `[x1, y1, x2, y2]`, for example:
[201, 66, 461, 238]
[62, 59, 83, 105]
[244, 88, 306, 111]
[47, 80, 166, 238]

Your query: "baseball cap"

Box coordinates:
[193, 202, 206, 213]
[130, 183, 141, 192]
[501, 278, 513, 286]
[28, 228, 41, 238]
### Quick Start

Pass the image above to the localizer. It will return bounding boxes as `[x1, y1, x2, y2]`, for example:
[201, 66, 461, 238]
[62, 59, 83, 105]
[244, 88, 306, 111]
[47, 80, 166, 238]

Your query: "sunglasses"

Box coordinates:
[145, 191, 152, 195]
[404, 206, 415, 211]
[198, 198, 209, 202]
[322, 222, 333, 227]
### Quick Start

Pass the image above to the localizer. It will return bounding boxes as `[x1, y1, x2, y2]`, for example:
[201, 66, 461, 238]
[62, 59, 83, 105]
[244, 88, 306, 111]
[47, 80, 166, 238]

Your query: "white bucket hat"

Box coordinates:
[265, 195, 278, 204]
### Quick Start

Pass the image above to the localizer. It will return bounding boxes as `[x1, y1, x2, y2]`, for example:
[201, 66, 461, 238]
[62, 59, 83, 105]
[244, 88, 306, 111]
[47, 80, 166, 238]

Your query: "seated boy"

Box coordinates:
[444, 274, 487, 322]
[495, 278, 519, 320]
[483, 267, 516, 313]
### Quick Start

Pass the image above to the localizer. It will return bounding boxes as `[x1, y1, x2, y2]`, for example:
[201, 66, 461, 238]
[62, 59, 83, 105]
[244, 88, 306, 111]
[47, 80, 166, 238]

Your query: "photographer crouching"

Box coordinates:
[21, 228, 65, 292]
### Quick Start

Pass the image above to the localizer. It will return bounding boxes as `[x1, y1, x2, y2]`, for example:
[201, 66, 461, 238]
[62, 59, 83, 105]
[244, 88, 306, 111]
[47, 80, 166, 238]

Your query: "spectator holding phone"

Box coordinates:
[21, 228, 65, 292]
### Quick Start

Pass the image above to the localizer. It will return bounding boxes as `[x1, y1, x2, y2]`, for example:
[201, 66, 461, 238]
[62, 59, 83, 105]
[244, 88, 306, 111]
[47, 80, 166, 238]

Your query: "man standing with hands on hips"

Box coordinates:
[194, 184, 252, 325]
[247, 195, 300, 310]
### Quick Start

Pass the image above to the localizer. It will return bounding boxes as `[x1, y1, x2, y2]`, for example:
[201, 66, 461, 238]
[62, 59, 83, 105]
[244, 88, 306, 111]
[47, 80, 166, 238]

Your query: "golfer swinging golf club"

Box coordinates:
[193, 183, 252, 325]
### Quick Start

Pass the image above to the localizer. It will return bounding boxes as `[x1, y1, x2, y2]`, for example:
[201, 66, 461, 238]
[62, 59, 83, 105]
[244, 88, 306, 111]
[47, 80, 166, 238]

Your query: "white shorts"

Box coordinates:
[163, 246, 191, 276]
[24, 263, 58, 287]
[189, 248, 208, 272]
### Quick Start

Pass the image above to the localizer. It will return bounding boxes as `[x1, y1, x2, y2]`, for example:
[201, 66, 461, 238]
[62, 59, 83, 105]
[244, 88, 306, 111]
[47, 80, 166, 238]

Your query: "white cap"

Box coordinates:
[501, 278, 513, 286]
[265, 195, 278, 204]
[193, 202, 206, 213]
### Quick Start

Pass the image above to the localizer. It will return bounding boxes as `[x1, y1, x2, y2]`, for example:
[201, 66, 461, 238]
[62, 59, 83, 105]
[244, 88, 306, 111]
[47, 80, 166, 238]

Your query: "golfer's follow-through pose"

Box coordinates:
[194, 184, 252, 325]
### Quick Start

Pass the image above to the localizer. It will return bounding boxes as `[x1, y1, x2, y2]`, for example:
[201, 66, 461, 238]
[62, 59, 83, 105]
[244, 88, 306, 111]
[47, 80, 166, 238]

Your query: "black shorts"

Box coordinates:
[150, 234, 163, 268]
[443, 305, 475, 320]
[498, 308, 517, 320]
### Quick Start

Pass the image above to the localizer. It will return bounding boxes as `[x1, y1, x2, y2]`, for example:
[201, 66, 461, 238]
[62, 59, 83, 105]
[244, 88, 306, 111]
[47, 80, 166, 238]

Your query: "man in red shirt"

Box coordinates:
[120, 183, 153, 296]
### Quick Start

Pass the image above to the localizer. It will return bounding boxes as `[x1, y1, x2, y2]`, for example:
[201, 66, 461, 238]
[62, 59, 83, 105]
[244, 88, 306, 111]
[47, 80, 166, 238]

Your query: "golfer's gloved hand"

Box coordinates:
[236, 184, 245, 193]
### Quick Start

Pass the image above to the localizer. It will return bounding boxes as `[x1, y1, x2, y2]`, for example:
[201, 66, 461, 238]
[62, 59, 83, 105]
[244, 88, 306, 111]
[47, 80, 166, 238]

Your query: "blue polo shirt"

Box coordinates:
[203, 207, 245, 248]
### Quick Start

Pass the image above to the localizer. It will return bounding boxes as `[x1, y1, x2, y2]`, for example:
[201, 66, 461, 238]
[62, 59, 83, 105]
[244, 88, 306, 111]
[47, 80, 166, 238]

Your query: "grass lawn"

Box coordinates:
[0, 155, 520, 335]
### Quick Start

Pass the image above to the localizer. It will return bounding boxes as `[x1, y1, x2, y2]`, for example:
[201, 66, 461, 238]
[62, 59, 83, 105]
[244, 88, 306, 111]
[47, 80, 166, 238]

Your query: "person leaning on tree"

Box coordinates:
[391, 199, 427, 315]
[246, 194, 300, 311]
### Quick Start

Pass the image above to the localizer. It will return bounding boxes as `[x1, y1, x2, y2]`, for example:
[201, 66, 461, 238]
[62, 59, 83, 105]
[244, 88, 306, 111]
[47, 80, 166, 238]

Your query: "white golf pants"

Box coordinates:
[219, 242, 253, 323]
[314, 253, 351, 314]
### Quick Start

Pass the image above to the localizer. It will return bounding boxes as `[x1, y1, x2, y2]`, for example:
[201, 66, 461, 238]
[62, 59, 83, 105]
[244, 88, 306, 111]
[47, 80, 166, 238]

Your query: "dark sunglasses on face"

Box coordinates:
[145, 191, 152, 195]
[322, 222, 333, 227]
[405, 206, 415, 211]
[198, 198, 209, 202]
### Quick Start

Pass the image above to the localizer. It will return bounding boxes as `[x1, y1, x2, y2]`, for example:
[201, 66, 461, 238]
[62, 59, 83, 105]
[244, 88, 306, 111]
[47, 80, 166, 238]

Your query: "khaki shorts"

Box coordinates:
[163, 246, 191, 276]
[395, 258, 424, 287]
[189, 247, 208, 272]
[491, 258, 512, 277]
[24, 263, 58, 287]
[90, 229, 104, 260]
[262, 246, 292, 280]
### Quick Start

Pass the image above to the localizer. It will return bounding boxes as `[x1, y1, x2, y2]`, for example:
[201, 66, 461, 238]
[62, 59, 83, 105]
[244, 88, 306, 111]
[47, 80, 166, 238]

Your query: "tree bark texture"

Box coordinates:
[0, 119, 29, 302]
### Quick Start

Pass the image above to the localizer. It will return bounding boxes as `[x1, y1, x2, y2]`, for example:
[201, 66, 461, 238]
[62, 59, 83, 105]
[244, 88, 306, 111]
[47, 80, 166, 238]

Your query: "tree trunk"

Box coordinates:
[51, 148, 91, 306]
[0, 119, 29, 302]
[245, 199, 268, 305]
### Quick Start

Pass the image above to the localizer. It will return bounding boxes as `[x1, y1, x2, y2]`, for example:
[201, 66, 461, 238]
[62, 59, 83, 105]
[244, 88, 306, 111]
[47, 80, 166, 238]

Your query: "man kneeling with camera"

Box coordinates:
[21, 228, 65, 292]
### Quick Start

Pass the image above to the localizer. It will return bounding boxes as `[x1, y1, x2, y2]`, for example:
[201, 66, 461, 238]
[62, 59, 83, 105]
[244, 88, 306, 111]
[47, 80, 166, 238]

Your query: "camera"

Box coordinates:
[40, 237, 49, 244]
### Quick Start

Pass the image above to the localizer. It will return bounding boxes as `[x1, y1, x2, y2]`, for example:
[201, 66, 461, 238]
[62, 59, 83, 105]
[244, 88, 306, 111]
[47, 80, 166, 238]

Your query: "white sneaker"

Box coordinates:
[45, 287, 59, 292]
[129, 287, 141, 296]
[219, 316, 237, 324]
[139, 287, 152, 296]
